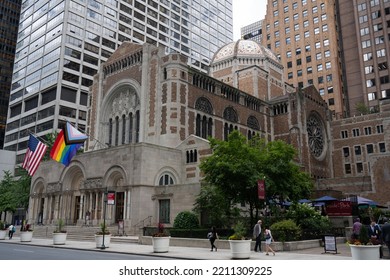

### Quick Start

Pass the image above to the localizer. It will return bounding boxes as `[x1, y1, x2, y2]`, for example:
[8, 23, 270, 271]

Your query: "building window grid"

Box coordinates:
[352, 128, 360, 137]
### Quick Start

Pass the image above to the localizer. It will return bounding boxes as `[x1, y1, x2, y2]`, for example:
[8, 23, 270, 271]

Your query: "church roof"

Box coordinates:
[211, 39, 279, 64]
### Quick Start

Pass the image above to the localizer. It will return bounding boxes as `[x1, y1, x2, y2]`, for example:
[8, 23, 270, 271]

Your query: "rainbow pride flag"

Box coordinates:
[50, 130, 83, 166]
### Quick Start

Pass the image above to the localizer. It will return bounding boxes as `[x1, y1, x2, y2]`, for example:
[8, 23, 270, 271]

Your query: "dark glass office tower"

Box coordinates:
[0, 0, 22, 149]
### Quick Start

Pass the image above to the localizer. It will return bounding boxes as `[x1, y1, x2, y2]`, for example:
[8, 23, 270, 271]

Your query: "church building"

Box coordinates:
[28, 40, 390, 233]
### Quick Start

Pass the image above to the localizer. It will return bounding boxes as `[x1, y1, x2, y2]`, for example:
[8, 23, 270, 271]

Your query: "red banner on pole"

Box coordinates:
[257, 180, 265, 200]
[107, 191, 116, 205]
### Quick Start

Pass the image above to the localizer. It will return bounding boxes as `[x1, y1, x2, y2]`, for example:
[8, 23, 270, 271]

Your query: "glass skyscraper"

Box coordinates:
[4, 0, 233, 162]
[0, 0, 22, 149]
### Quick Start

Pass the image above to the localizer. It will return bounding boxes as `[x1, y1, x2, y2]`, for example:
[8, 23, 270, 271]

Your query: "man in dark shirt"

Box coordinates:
[381, 218, 390, 258]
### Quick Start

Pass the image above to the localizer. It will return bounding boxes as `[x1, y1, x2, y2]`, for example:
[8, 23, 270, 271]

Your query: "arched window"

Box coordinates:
[195, 97, 213, 139]
[108, 118, 113, 146]
[128, 112, 133, 143]
[115, 116, 119, 146]
[223, 107, 238, 122]
[122, 114, 126, 144]
[135, 110, 140, 143]
[159, 173, 175, 185]
[247, 116, 260, 131]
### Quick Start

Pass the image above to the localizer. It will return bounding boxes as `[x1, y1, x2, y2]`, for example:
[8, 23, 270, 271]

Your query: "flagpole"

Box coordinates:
[26, 128, 52, 146]
[57, 118, 109, 149]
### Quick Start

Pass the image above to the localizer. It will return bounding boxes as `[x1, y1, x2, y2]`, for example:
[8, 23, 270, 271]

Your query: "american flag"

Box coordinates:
[22, 134, 48, 176]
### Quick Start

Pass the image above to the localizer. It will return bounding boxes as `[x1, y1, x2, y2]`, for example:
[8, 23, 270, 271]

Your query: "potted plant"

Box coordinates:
[20, 223, 33, 242]
[152, 223, 170, 253]
[228, 221, 251, 259]
[0, 221, 6, 240]
[347, 224, 381, 260]
[53, 219, 67, 245]
[95, 222, 111, 248]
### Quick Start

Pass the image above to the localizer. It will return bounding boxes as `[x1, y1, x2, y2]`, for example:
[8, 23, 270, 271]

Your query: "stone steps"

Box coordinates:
[11, 225, 138, 243]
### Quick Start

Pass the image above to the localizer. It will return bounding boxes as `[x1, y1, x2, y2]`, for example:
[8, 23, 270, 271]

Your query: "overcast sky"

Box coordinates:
[232, 0, 267, 40]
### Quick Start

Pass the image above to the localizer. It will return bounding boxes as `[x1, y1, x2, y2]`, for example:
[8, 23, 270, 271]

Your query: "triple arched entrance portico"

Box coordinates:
[29, 161, 130, 228]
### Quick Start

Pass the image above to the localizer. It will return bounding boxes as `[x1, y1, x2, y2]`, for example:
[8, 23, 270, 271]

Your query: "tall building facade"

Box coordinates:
[262, 0, 347, 118]
[338, 0, 390, 116]
[0, 0, 22, 149]
[4, 0, 233, 163]
[241, 20, 263, 42]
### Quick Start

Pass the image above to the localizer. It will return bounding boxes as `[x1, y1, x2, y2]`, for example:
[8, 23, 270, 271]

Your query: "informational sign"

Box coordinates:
[323, 235, 338, 254]
[326, 201, 352, 216]
[107, 191, 116, 205]
[257, 179, 265, 200]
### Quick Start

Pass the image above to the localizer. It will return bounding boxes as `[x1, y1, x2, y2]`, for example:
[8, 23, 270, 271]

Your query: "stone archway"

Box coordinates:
[103, 166, 128, 227]
[60, 164, 85, 225]
[30, 179, 45, 225]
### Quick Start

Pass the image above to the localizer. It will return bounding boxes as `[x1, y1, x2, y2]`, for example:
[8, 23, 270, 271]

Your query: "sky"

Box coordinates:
[232, 0, 268, 40]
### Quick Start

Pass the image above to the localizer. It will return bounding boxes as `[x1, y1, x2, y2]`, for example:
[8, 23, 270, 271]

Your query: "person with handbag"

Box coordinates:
[208, 226, 219, 251]
[264, 228, 276, 256]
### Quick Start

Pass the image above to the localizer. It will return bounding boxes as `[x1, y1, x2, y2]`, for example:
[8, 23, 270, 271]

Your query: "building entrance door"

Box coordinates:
[115, 192, 124, 222]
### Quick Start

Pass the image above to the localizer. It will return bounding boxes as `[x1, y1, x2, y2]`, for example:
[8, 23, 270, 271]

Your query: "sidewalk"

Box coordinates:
[0, 236, 353, 260]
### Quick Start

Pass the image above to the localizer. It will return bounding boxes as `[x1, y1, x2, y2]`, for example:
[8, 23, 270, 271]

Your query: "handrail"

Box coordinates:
[133, 216, 152, 229]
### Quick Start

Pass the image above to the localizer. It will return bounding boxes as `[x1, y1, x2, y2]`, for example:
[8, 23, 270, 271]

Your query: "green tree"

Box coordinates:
[14, 169, 32, 211]
[199, 131, 265, 225]
[0, 170, 31, 218]
[355, 102, 370, 115]
[193, 183, 239, 227]
[199, 130, 314, 226]
[0, 171, 19, 218]
[260, 140, 313, 203]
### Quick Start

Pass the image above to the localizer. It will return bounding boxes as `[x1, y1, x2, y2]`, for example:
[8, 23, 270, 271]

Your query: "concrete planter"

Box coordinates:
[0, 230, 7, 240]
[20, 231, 33, 242]
[152, 236, 170, 253]
[95, 234, 111, 248]
[349, 244, 381, 260]
[53, 232, 67, 245]
[229, 240, 251, 259]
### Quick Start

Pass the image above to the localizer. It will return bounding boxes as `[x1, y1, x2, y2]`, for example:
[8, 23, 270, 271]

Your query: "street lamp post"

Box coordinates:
[101, 187, 108, 250]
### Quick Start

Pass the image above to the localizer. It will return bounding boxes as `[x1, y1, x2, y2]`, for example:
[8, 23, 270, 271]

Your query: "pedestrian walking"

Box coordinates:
[8, 224, 15, 239]
[264, 228, 275, 256]
[208, 226, 218, 251]
[381, 217, 390, 257]
[253, 220, 262, 252]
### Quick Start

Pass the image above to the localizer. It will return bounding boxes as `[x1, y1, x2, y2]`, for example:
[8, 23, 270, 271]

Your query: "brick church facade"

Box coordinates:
[28, 41, 389, 232]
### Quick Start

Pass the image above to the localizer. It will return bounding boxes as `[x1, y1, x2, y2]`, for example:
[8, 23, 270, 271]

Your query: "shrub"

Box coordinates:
[286, 203, 331, 239]
[270, 219, 301, 242]
[54, 219, 66, 233]
[0, 220, 4, 230]
[152, 223, 169, 237]
[173, 211, 199, 229]
[229, 221, 248, 240]
[96, 223, 110, 235]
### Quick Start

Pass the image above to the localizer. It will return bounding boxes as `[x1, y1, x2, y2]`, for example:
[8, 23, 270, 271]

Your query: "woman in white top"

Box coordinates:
[264, 228, 275, 256]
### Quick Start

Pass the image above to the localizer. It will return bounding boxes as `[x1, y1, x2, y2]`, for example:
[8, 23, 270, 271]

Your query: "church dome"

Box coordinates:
[211, 39, 279, 64]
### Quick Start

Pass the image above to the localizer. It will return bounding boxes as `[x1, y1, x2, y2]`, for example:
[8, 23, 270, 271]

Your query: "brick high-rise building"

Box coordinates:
[338, 0, 390, 116]
[262, 0, 347, 118]
[4, 0, 233, 163]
